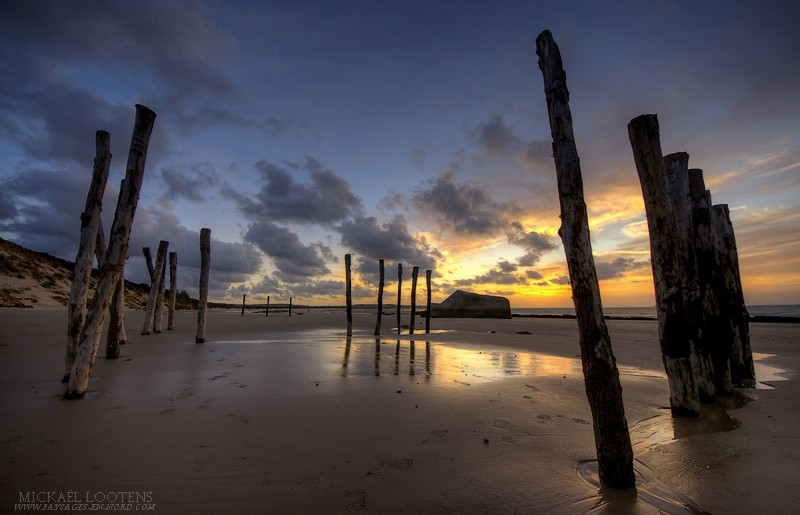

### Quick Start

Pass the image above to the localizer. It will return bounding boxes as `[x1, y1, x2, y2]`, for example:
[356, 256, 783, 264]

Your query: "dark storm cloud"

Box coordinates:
[233, 158, 363, 225]
[455, 268, 524, 287]
[337, 216, 440, 272]
[0, 164, 123, 259]
[464, 115, 552, 169]
[507, 223, 558, 267]
[244, 221, 329, 283]
[594, 258, 648, 281]
[159, 162, 221, 202]
[129, 209, 263, 298]
[0, 1, 235, 99]
[410, 171, 520, 235]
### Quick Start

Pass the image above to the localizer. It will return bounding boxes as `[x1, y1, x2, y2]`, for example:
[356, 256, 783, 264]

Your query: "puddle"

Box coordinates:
[753, 352, 786, 389]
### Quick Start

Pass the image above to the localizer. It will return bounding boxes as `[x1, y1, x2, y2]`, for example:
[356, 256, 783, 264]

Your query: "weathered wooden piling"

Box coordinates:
[425, 269, 432, 334]
[142, 240, 168, 335]
[375, 259, 385, 336]
[167, 252, 177, 330]
[65, 130, 112, 381]
[396, 263, 403, 335]
[711, 204, 755, 387]
[195, 228, 210, 343]
[289, 297, 293, 317]
[143, 246, 155, 279]
[265, 296, 270, 317]
[409, 266, 419, 335]
[106, 275, 127, 359]
[628, 114, 701, 417]
[241, 294, 246, 316]
[65, 104, 157, 398]
[153, 252, 167, 333]
[537, 29, 635, 488]
[664, 153, 715, 402]
[688, 170, 733, 394]
[345, 254, 353, 336]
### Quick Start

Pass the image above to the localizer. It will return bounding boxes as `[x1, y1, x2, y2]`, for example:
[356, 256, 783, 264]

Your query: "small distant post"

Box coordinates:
[195, 228, 210, 343]
[153, 252, 167, 334]
[396, 263, 403, 335]
[167, 252, 177, 330]
[289, 297, 293, 317]
[241, 294, 246, 316]
[265, 295, 270, 317]
[345, 254, 353, 336]
[409, 266, 419, 335]
[425, 269, 432, 334]
[374, 259, 385, 336]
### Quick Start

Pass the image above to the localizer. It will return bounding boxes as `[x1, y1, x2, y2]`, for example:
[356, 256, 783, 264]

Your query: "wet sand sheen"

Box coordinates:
[1, 309, 798, 513]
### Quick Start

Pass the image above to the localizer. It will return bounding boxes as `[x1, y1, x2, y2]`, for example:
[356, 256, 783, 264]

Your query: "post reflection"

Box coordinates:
[339, 337, 585, 385]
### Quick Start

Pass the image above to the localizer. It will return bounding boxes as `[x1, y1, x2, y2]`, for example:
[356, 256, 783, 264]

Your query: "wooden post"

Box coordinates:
[106, 274, 127, 359]
[65, 130, 112, 381]
[688, 170, 733, 394]
[65, 104, 156, 398]
[712, 204, 755, 387]
[396, 263, 403, 335]
[628, 114, 700, 416]
[195, 228, 210, 343]
[409, 266, 419, 335]
[289, 297, 292, 317]
[142, 240, 168, 335]
[664, 153, 715, 402]
[153, 252, 167, 333]
[167, 252, 177, 330]
[241, 294, 246, 316]
[142, 246, 155, 279]
[537, 30, 635, 488]
[374, 258, 385, 336]
[425, 269, 432, 334]
[265, 296, 270, 317]
[345, 254, 353, 336]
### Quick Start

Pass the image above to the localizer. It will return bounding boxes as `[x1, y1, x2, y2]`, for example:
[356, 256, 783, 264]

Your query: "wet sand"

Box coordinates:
[1, 308, 798, 513]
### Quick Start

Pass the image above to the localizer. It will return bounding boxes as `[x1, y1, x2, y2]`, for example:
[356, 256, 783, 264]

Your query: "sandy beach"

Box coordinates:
[1, 307, 798, 514]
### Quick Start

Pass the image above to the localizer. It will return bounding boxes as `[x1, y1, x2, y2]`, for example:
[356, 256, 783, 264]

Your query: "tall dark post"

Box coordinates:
[628, 114, 701, 416]
[289, 297, 293, 317]
[425, 269, 432, 334]
[241, 294, 246, 316]
[167, 252, 177, 330]
[374, 259, 385, 336]
[195, 228, 211, 343]
[265, 296, 270, 318]
[712, 204, 755, 386]
[396, 263, 403, 335]
[409, 266, 419, 335]
[345, 254, 353, 336]
[536, 30, 635, 488]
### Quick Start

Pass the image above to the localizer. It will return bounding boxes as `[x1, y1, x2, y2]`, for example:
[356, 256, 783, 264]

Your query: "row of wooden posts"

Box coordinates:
[345, 255, 434, 338]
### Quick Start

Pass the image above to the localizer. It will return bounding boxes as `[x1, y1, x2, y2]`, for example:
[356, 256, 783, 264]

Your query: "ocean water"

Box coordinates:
[512, 305, 800, 319]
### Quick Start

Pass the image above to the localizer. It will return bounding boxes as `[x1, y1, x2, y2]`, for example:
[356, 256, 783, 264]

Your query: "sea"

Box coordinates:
[511, 305, 800, 319]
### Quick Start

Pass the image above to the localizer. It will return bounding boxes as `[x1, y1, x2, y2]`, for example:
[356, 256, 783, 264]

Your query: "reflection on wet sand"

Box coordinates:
[339, 336, 583, 384]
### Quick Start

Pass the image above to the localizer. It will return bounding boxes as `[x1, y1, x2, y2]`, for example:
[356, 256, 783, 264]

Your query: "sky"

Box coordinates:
[1, 0, 798, 308]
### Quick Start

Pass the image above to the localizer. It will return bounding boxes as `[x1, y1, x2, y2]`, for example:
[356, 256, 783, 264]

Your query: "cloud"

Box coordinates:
[337, 215, 441, 273]
[594, 257, 648, 281]
[159, 162, 221, 202]
[129, 209, 263, 298]
[455, 267, 524, 287]
[410, 171, 520, 235]
[244, 220, 329, 283]
[232, 157, 363, 225]
[507, 222, 558, 266]
[464, 114, 552, 170]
